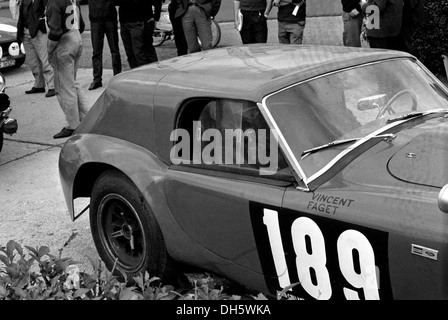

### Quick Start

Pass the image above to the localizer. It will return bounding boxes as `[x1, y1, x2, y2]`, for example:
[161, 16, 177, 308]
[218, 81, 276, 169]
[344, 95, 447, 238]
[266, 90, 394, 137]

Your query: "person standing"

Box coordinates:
[87, 0, 122, 91]
[174, 0, 221, 53]
[398, 0, 423, 54]
[266, 0, 306, 45]
[341, 0, 363, 47]
[17, 0, 55, 97]
[233, 0, 271, 44]
[114, 0, 162, 69]
[46, 0, 89, 139]
[9, 0, 20, 20]
[168, 0, 188, 56]
[360, 0, 404, 50]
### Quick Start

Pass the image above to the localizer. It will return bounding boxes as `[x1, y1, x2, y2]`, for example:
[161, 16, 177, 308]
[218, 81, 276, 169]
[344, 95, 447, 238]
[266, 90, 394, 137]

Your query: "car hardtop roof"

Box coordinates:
[109, 43, 414, 102]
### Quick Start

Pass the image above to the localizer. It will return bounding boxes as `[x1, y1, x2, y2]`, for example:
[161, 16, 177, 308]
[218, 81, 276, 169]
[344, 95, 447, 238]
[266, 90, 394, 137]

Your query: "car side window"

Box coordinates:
[173, 98, 291, 180]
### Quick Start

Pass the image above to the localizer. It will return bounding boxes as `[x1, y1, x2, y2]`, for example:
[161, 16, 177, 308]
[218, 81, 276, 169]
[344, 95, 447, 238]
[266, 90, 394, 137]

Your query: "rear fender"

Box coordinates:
[59, 134, 168, 221]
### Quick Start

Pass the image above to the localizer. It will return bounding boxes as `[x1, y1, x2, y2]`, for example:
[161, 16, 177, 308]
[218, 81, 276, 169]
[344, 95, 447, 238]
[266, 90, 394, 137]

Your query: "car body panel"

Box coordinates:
[59, 44, 448, 299]
[388, 123, 448, 188]
[164, 167, 288, 271]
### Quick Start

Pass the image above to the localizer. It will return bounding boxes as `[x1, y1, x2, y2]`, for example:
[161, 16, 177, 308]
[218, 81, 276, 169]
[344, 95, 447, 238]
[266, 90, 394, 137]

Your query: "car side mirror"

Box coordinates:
[357, 94, 387, 111]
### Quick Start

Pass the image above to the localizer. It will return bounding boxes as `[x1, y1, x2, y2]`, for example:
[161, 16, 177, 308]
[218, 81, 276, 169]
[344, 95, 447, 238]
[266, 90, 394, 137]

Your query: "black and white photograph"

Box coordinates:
[1, 0, 448, 308]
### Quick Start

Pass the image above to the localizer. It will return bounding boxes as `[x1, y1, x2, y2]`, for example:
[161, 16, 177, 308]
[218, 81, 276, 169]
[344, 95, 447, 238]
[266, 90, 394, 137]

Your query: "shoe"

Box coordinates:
[45, 89, 56, 97]
[25, 87, 45, 94]
[53, 127, 75, 139]
[88, 81, 102, 90]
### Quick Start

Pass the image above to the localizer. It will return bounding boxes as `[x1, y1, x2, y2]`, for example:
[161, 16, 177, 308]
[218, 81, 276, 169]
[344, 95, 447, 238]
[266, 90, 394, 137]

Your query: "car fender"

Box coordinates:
[59, 134, 168, 222]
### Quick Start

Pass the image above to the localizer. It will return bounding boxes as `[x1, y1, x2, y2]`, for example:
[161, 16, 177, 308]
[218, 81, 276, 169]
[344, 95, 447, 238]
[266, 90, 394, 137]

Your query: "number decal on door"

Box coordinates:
[263, 209, 381, 300]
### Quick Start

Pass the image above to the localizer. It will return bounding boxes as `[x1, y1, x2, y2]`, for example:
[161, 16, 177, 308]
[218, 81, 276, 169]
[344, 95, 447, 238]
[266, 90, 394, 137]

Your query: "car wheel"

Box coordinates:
[153, 29, 166, 47]
[90, 170, 176, 283]
[13, 57, 25, 69]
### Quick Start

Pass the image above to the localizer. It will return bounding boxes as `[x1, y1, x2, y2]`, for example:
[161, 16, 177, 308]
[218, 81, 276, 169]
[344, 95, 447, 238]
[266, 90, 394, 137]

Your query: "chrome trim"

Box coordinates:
[257, 101, 309, 190]
[260, 57, 448, 190]
[416, 59, 448, 96]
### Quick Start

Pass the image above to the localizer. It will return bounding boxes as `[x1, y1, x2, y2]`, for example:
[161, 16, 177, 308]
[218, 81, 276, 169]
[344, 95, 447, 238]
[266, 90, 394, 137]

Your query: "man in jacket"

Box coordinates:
[17, 0, 55, 97]
[114, 0, 162, 69]
[46, 0, 89, 139]
[169, 0, 188, 56]
[341, 0, 363, 47]
[174, 0, 221, 53]
[361, 0, 404, 50]
[88, 0, 121, 90]
[266, 0, 306, 45]
[233, 0, 271, 44]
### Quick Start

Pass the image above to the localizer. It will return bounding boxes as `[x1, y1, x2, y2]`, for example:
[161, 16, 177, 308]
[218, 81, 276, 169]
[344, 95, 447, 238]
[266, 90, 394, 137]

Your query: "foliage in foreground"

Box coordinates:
[0, 240, 268, 300]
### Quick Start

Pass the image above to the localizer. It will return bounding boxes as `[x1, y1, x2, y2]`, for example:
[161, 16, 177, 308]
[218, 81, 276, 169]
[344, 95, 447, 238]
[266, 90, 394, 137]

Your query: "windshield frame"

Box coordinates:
[259, 57, 448, 191]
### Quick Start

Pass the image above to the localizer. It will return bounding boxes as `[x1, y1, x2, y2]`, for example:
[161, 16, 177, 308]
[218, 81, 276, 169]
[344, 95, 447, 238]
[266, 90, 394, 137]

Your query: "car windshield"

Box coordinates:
[264, 58, 448, 180]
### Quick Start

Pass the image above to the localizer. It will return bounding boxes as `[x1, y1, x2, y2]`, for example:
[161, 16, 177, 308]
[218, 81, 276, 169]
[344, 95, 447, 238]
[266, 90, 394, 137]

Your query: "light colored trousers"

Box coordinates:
[278, 20, 305, 44]
[23, 29, 54, 90]
[182, 5, 212, 53]
[49, 29, 89, 130]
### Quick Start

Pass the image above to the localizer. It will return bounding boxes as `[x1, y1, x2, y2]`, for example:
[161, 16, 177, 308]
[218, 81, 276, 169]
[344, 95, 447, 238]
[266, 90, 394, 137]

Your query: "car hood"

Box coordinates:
[387, 117, 448, 188]
[0, 18, 17, 42]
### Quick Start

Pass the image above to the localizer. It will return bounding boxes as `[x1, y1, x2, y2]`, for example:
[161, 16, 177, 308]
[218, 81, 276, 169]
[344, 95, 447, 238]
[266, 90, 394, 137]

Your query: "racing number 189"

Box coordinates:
[263, 209, 380, 300]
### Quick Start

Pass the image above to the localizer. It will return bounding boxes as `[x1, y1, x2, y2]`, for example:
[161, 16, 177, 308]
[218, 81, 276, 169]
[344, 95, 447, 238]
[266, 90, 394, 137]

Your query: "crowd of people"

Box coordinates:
[8, 0, 423, 139]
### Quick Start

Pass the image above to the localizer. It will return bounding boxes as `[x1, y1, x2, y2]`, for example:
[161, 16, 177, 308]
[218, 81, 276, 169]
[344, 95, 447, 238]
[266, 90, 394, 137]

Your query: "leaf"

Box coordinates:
[25, 245, 38, 256]
[14, 242, 23, 256]
[12, 286, 27, 299]
[119, 287, 141, 300]
[0, 285, 7, 298]
[277, 282, 300, 300]
[6, 240, 17, 259]
[252, 293, 269, 300]
[74, 288, 90, 299]
[133, 275, 144, 290]
[38, 246, 50, 259]
[0, 254, 9, 266]
[86, 255, 100, 274]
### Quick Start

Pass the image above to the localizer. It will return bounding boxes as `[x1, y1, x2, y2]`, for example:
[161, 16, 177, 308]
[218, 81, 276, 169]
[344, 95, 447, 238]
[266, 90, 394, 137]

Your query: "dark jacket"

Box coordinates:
[113, 0, 162, 23]
[17, 0, 47, 42]
[88, 0, 117, 23]
[341, 0, 362, 13]
[46, 0, 85, 42]
[234, 0, 266, 12]
[361, 0, 403, 38]
[278, 0, 306, 23]
[174, 0, 221, 19]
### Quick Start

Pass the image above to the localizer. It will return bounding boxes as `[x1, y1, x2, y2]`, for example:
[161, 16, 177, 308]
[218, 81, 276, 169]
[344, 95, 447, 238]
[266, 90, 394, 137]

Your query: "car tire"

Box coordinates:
[211, 19, 221, 49]
[90, 170, 177, 283]
[13, 57, 25, 69]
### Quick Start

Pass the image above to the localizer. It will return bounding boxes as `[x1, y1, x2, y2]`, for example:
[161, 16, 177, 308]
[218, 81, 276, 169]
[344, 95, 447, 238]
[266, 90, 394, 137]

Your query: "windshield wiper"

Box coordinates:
[301, 133, 396, 158]
[386, 110, 448, 124]
[386, 112, 425, 124]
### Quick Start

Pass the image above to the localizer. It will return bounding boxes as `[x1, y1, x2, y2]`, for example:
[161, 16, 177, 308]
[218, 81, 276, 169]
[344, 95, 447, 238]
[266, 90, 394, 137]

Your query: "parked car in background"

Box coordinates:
[59, 44, 448, 300]
[0, 17, 25, 69]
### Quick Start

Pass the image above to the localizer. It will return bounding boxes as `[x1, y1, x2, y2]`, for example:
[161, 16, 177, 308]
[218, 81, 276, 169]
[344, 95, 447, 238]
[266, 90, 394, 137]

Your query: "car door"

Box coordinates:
[164, 98, 294, 272]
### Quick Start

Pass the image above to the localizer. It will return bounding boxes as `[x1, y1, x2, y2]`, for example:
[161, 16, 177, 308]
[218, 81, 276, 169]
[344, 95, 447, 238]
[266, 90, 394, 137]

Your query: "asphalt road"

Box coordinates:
[0, 13, 344, 273]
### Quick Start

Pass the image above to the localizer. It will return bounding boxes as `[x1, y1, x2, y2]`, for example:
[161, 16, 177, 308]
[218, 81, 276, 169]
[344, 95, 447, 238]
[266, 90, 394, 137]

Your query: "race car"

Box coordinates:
[59, 44, 448, 300]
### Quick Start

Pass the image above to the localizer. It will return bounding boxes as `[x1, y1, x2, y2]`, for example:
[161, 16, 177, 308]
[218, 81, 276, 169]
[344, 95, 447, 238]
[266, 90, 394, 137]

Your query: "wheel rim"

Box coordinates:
[97, 194, 146, 272]
[153, 30, 166, 47]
